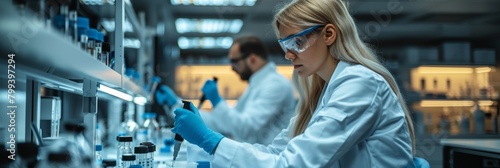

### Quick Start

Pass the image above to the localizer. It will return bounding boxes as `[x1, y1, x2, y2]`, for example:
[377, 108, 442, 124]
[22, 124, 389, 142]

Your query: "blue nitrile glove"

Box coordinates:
[171, 102, 224, 154]
[155, 85, 179, 107]
[201, 80, 222, 107]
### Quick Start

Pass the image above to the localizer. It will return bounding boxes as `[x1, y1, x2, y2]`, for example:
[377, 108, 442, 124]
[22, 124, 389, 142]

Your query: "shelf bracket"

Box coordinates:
[82, 79, 98, 159]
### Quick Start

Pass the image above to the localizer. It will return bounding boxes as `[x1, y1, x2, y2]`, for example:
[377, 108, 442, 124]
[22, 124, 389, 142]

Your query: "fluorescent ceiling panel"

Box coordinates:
[101, 19, 134, 33]
[176, 18, 243, 34]
[171, 0, 257, 6]
[178, 37, 233, 49]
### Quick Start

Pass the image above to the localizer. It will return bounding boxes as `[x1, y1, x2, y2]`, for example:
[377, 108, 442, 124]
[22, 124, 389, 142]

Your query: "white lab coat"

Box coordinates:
[201, 62, 296, 144]
[211, 61, 415, 168]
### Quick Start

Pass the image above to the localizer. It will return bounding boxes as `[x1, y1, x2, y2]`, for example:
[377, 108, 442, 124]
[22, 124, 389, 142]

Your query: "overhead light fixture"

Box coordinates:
[124, 38, 141, 49]
[420, 100, 494, 107]
[133, 96, 147, 105]
[416, 66, 493, 74]
[100, 19, 133, 32]
[171, 0, 257, 6]
[178, 37, 233, 49]
[175, 18, 243, 34]
[98, 84, 133, 101]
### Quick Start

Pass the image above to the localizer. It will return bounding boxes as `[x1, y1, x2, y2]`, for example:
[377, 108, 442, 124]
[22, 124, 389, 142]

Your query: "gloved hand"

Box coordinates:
[201, 80, 222, 107]
[171, 102, 224, 154]
[155, 85, 179, 107]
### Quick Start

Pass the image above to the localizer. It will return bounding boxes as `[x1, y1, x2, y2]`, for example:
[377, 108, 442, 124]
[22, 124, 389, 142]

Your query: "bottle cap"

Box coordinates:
[86, 29, 98, 40]
[97, 32, 104, 42]
[117, 136, 133, 142]
[95, 144, 102, 151]
[47, 152, 72, 163]
[134, 145, 149, 154]
[139, 142, 156, 152]
[129, 165, 143, 168]
[102, 159, 116, 166]
[76, 17, 89, 29]
[122, 154, 136, 161]
[197, 161, 211, 168]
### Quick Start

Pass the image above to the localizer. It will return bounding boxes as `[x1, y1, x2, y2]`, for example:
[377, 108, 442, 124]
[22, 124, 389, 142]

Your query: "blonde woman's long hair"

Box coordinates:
[273, 0, 415, 155]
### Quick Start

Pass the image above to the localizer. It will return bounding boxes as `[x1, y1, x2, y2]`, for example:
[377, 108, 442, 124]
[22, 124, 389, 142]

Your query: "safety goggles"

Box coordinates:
[278, 25, 323, 54]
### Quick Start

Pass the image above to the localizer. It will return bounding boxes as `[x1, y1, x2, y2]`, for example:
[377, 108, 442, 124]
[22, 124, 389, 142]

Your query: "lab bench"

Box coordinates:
[441, 139, 500, 168]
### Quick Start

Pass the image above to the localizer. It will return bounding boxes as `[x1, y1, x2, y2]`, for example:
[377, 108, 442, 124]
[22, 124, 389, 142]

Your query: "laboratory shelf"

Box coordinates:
[0, 9, 148, 98]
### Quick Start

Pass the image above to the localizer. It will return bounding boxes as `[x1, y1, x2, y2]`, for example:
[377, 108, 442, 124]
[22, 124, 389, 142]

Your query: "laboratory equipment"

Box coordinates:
[102, 159, 117, 168]
[11, 142, 39, 168]
[164, 161, 198, 168]
[173, 101, 192, 161]
[96, 145, 103, 165]
[134, 145, 148, 168]
[96, 123, 103, 146]
[101, 42, 111, 66]
[122, 154, 136, 168]
[86, 28, 98, 58]
[119, 110, 140, 140]
[472, 103, 485, 134]
[142, 112, 160, 145]
[40, 96, 61, 138]
[117, 136, 133, 167]
[95, 31, 104, 60]
[61, 123, 93, 166]
[139, 142, 156, 168]
[459, 112, 470, 134]
[76, 17, 89, 51]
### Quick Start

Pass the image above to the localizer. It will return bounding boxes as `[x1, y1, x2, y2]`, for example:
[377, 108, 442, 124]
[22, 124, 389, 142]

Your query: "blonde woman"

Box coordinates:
[172, 0, 423, 167]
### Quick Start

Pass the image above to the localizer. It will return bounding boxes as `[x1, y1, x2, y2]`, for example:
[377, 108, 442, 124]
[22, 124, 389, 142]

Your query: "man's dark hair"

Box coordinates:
[233, 35, 268, 60]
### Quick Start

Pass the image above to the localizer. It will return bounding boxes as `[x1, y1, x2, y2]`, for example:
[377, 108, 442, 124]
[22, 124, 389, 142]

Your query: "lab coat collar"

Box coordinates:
[248, 62, 276, 86]
[328, 60, 352, 84]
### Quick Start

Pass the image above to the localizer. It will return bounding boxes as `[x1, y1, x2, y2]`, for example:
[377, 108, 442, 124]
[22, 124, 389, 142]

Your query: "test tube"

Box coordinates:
[101, 42, 110, 66]
[121, 154, 136, 168]
[134, 145, 148, 168]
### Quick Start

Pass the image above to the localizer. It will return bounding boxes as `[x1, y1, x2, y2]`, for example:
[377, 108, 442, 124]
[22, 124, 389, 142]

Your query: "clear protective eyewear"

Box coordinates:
[278, 25, 323, 54]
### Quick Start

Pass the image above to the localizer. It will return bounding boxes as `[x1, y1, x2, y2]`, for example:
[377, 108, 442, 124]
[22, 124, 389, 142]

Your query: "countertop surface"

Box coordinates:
[440, 139, 500, 153]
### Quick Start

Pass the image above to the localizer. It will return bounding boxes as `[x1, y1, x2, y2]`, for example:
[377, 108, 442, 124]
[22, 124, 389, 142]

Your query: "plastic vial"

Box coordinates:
[134, 145, 148, 168]
[96, 145, 103, 165]
[96, 32, 104, 62]
[117, 136, 133, 167]
[68, 10, 78, 43]
[76, 17, 89, 51]
[86, 28, 98, 58]
[101, 42, 110, 66]
[140, 142, 156, 168]
[122, 154, 136, 168]
[102, 159, 117, 168]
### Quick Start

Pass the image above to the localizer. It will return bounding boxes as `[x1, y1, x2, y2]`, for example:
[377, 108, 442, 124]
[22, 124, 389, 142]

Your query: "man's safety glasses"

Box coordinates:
[278, 25, 323, 55]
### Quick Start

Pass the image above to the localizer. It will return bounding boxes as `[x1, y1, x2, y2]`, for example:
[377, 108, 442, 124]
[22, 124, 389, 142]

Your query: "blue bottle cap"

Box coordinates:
[95, 144, 102, 151]
[196, 161, 211, 168]
[143, 112, 157, 119]
[86, 29, 98, 40]
[76, 17, 89, 29]
[129, 165, 142, 168]
[151, 76, 161, 83]
[97, 32, 104, 42]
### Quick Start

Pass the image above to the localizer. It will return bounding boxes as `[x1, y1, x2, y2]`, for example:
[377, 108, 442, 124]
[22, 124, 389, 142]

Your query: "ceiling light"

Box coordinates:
[178, 37, 233, 49]
[176, 18, 243, 34]
[133, 96, 147, 105]
[100, 19, 133, 32]
[124, 38, 141, 49]
[419, 100, 494, 107]
[416, 66, 493, 74]
[98, 85, 133, 101]
[171, 0, 257, 6]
